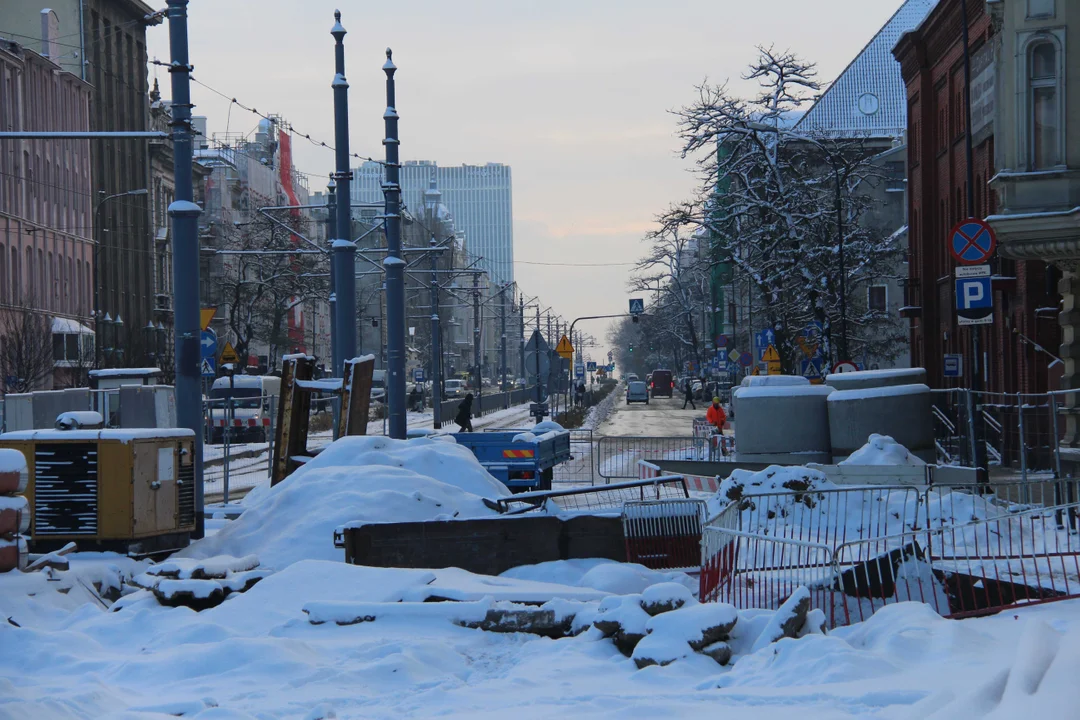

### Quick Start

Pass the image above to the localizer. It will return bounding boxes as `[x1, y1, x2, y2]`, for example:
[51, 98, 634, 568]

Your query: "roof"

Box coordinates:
[794, 0, 938, 139]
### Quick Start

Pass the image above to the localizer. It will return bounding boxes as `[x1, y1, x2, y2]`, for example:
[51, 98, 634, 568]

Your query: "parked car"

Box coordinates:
[626, 380, 649, 405]
[444, 379, 466, 399]
[625, 373, 639, 383]
[650, 369, 674, 398]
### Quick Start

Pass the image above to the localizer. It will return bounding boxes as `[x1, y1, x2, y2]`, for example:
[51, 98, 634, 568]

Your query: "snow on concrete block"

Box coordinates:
[303, 599, 493, 627]
[840, 434, 925, 466]
[717, 465, 834, 505]
[797, 608, 828, 638]
[591, 594, 651, 656]
[153, 579, 227, 610]
[640, 582, 695, 616]
[220, 568, 274, 594]
[149, 554, 261, 580]
[631, 631, 693, 669]
[0, 494, 30, 536]
[645, 602, 739, 651]
[701, 641, 733, 666]
[0, 448, 29, 494]
[460, 607, 575, 638]
[751, 586, 811, 652]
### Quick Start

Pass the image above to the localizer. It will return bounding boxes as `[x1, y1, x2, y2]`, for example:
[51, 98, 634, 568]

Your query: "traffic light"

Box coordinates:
[629, 345, 634, 353]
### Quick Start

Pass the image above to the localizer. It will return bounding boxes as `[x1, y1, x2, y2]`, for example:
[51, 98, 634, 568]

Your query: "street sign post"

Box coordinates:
[754, 329, 776, 363]
[715, 334, 728, 348]
[200, 307, 216, 332]
[949, 219, 997, 265]
[200, 329, 217, 359]
[831, 360, 860, 374]
[556, 335, 574, 359]
[201, 358, 215, 377]
[413, 368, 425, 382]
[586, 361, 596, 372]
[628, 298, 645, 315]
[955, 264, 993, 326]
[944, 354, 963, 378]
[799, 357, 824, 383]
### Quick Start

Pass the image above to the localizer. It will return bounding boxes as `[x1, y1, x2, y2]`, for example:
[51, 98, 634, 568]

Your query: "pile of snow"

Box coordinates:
[178, 436, 509, 569]
[500, 558, 696, 595]
[841, 434, 926, 466]
[714, 464, 837, 505]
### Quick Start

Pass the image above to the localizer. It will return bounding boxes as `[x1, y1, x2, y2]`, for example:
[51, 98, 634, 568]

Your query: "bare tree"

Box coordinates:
[645, 46, 905, 371]
[0, 303, 55, 394]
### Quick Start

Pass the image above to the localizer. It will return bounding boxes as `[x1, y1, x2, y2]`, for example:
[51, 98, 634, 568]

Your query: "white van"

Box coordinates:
[208, 375, 281, 443]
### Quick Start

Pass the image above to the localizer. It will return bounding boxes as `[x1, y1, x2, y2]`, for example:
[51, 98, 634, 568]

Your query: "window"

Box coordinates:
[1030, 41, 1060, 169]
[868, 286, 888, 313]
[1028, 0, 1055, 18]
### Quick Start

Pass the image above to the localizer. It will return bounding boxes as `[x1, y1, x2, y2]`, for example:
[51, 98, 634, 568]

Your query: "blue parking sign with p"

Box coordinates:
[955, 274, 993, 326]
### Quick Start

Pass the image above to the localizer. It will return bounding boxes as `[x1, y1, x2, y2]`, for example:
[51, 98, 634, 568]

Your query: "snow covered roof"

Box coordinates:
[51, 317, 94, 335]
[794, 0, 938, 139]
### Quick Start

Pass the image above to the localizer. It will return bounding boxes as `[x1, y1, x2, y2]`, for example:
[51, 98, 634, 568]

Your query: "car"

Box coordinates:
[626, 380, 649, 404]
[444, 379, 466, 399]
[650, 369, 674, 398]
[625, 373, 639, 383]
[370, 369, 387, 404]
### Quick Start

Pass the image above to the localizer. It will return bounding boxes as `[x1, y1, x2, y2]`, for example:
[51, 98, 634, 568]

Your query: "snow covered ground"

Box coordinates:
[3, 558, 1079, 718]
[6, 435, 1080, 718]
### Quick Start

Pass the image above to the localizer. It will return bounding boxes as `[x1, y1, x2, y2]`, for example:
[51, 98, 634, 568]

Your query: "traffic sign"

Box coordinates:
[556, 335, 574, 359]
[525, 330, 549, 353]
[413, 368, 425, 382]
[955, 265, 993, 326]
[944, 354, 963, 378]
[575, 365, 585, 379]
[800, 357, 825, 383]
[754, 329, 776, 362]
[200, 329, 217, 358]
[832, 360, 860, 374]
[220, 341, 240, 365]
[738, 352, 753, 368]
[726, 361, 740, 374]
[201, 357, 216, 377]
[949, 218, 997, 265]
[628, 298, 645, 315]
[586, 361, 596, 371]
[715, 334, 728, 348]
[200, 307, 216, 332]
[762, 345, 781, 375]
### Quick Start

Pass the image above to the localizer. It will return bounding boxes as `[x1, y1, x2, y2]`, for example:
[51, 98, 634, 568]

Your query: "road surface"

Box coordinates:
[596, 392, 706, 437]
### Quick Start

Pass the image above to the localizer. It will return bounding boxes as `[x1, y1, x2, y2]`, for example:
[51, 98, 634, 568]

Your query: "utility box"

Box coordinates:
[118, 386, 177, 429]
[0, 428, 197, 553]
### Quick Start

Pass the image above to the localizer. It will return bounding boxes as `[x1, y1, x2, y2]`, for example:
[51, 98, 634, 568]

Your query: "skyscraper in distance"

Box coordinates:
[352, 160, 514, 285]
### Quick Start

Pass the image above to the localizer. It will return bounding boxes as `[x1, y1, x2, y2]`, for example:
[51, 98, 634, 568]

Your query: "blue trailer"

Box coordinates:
[454, 428, 571, 491]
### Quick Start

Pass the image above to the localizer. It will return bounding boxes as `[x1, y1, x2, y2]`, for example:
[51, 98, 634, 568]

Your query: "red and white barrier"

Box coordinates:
[206, 418, 271, 428]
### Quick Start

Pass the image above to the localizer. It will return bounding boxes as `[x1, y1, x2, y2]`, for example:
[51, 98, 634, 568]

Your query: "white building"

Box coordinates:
[352, 160, 514, 285]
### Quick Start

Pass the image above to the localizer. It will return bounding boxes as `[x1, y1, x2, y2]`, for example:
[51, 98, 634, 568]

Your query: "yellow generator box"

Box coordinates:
[0, 428, 196, 553]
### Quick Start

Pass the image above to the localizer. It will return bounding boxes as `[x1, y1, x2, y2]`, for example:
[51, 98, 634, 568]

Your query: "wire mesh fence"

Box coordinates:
[485, 476, 690, 515]
[596, 436, 716, 481]
[700, 479, 1080, 628]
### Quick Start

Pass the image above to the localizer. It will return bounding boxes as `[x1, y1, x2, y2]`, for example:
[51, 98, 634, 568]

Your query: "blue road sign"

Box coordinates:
[955, 276, 993, 326]
[201, 357, 216, 377]
[944, 354, 963, 378]
[799, 357, 824, 381]
[726, 361, 740, 375]
[950, 219, 997, 265]
[200, 329, 217, 358]
[738, 352, 754, 368]
[575, 365, 585, 378]
[628, 298, 645, 315]
[586, 361, 597, 371]
[413, 368, 425, 382]
[715, 334, 728, 348]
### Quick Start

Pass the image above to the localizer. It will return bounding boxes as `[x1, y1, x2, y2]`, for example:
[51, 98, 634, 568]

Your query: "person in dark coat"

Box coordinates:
[455, 393, 474, 432]
[682, 379, 696, 410]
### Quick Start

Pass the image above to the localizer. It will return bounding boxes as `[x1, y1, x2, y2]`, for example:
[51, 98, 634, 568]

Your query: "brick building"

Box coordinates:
[0, 37, 96, 391]
[893, 0, 1060, 394]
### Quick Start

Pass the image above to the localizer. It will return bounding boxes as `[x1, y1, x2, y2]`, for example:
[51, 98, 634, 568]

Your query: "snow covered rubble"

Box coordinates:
[3, 435, 1080, 716]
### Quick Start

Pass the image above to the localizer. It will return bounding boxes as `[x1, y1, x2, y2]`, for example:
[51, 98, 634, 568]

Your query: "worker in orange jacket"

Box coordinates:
[705, 396, 727, 432]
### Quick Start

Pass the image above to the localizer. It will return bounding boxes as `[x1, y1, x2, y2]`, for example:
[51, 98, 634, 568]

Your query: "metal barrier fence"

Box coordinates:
[485, 476, 690, 515]
[931, 388, 1066, 478]
[700, 479, 1080, 628]
[596, 435, 729, 481]
[623, 498, 707, 570]
[439, 386, 535, 425]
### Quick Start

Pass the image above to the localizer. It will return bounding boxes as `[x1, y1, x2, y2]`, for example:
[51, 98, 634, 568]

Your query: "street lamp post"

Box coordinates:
[94, 188, 147, 364]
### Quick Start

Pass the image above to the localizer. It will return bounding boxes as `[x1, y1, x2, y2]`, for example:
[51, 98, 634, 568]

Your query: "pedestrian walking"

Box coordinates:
[682, 379, 696, 410]
[455, 392, 475, 432]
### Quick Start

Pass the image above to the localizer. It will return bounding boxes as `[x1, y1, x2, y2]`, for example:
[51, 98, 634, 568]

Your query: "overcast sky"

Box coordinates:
[147, 0, 909, 363]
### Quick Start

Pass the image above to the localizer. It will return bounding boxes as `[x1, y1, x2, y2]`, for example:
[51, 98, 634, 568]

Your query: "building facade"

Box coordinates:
[894, 0, 1060, 395]
[0, 38, 95, 391]
[983, 0, 1079, 439]
[352, 160, 514, 285]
